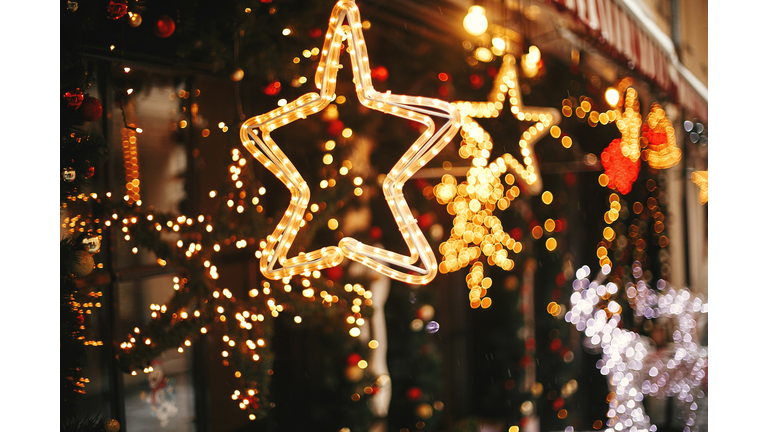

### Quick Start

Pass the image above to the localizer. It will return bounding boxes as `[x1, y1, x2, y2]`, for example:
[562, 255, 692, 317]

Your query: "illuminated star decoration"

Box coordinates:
[567, 263, 708, 432]
[433, 54, 560, 307]
[240, 0, 460, 284]
[691, 171, 708, 204]
[601, 87, 642, 194]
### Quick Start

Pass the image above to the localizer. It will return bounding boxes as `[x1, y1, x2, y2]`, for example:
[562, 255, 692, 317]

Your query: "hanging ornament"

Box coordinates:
[63, 168, 76, 182]
[601, 138, 640, 195]
[153, 15, 176, 38]
[73, 250, 95, 277]
[263, 80, 281, 95]
[103, 419, 120, 432]
[81, 96, 102, 122]
[641, 102, 681, 169]
[128, 13, 143, 27]
[63, 89, 84, 109]
[80, 233, 101, 254]
[231, 68, 245, 82]
[67, 1, 79, 12]
[106, 0, 128, 20]
[370, 65, 389, 82]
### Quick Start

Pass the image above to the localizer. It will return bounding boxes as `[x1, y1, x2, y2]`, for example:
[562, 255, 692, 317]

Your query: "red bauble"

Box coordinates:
[75, 314, 85, 325]
[327, 119, 345, 136]
[371, 65, 389, 82]
[153, 15, 176, 38]
[325, 265, 343, 282]
[417, 213, 434, 229]
[406, 387, 422, 401]
[63, 89, 84, 109]
[106, 0, 128, 20]
[369, 226, 382, 241]
[601, 138, 640, 195]
[81, 96, 102, 122]
[347, 353, 362, 366]
[264, 81, 281, 96]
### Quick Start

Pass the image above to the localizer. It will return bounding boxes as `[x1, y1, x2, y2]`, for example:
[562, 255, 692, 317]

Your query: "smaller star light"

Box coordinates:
[241, 0, 460, 284]
[691, 171, 708, 204]
[452, 54, 561, 195]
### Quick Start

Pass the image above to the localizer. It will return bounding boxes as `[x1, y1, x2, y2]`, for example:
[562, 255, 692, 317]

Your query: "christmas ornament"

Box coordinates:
[346, 353, 362, 365]
[63, 169, 76, 182]
[76, 314, 85, 325]
[264, 80, 281, 95]
[326, 119, 345, 136]
[106, 0, 128, 20]
[641, 103, 681, 169]
[231, 68, 244, 82]
[81, 234, 101, 254]
[240, 0, 460, 284]
[67, 1, 78, 12]
[73, 250, 95, 277]
[128, 13, 143, 27]
[145, 362, 179, 427]
[601, 138, 640, 195]
[63, 89, 84, 109]
[370, 65, 388, 82]
[406, 387, 422, 401]
[103, 419, 120, 432]
[153, 15, 176, 38]
[81, 96, 102, 122]
[691, 171, 708, 204]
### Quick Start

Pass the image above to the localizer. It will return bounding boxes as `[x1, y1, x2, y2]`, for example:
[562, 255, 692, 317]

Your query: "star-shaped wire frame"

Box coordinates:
[240, 0, 460, 284]
[452, 54, 561, 195]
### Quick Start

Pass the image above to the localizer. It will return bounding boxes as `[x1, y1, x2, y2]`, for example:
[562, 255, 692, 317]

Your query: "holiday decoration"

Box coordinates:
[153, 15, 176, 38]
[145, 361, 179, 427]
[240, 0, 460, 284]
[63, 169, 76, 182]
[72, 250, 95, 277]
[103, 419, 120, 432]
[81, 233, 101, 254]
[566, 264, 708, 432]
[63, 89, 84, 109]
[691, 171, 708, 204]
[81, 96, 102, 122]
[601, 138, 640, 195]
[66, 1, 79, 12]
[642, 103, 681, 169]
[452, 54, 560, 195]
[128, 13, 142, 27]
[106, 0, 128, 20]
[121, 126, 141, 204]
[616, 87, 643, 162]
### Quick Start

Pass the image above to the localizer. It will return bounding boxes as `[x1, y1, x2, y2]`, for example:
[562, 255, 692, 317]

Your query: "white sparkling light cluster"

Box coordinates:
[566, 263, 708, 432]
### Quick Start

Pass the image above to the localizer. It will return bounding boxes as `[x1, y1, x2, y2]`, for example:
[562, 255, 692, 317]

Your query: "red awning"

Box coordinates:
[551, 0, 708, 123]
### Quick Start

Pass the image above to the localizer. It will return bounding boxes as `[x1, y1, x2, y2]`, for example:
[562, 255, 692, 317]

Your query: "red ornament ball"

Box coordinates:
[347, 353, 362, 366]
[106, 0, 128, 20]
[264, 81, 281, 96]
[601, 138, 640, 195]
[369, 226, 382, 241]
[81, 96, 102, 122]
[417, 213, 434, 229]
[327, 119, 345, 136]
[325, 265, 343, 282]
[406, 387, 422, 401]
[63, 89, 84, 109]
[371, 65, 389, 82]
[153, 15, 176, 38]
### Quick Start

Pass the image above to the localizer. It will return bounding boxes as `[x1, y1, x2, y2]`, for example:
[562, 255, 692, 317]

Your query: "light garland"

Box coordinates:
[240, 0, 460, 284]
[567, 264, 707, 432]
[691, 171, 708, 204]
[121, 125, 141, 205]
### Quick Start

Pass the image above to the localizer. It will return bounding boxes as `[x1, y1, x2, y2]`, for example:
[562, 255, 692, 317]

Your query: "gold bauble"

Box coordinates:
[128, 13, 142, 27]
[231, 68, 244, 82]
[103, 419, 121, 432]
[73, 250, 95, 278]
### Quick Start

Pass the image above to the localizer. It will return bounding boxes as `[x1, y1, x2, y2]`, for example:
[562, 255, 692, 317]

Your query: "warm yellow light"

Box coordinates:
[463, 6, 488, 36]
[605, 88, 620, 107]
[541, 191, 553, 205]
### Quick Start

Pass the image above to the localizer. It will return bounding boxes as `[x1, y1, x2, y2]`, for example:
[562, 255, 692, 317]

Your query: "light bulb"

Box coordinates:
[463, 6, 488, 36]
[605, 87, 620, 107]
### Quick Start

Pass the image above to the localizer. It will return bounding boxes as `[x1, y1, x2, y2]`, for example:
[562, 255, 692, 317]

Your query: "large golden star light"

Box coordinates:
[240, 0, 460, 284]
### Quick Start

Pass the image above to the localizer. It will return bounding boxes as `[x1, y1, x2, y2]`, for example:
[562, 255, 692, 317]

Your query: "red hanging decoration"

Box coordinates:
[63, 89, 84, 109]
[81, 96, 103, 122]
[370, 65, 389, 82]
[153, 15, 176, 38]
[601, 138, 640, 195]
[264, 81, 281, 96]
[106, 0, 128, 20]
